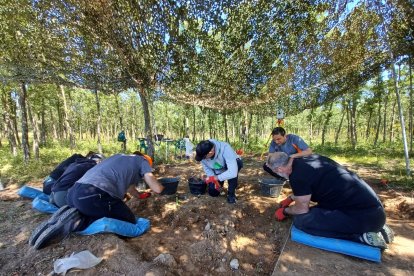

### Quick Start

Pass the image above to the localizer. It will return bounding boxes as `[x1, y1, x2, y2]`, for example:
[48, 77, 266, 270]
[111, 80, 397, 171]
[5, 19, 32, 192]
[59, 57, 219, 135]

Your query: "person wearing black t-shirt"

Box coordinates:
[267, 152, 394, 249]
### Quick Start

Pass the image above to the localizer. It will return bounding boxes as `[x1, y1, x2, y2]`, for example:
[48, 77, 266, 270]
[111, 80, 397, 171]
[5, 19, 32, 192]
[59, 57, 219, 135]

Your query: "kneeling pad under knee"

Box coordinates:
[291, 226, 381, 262]
[77, 217, 150, 238]
[32, 196, 59, 214]
[18, 185, 44, 199]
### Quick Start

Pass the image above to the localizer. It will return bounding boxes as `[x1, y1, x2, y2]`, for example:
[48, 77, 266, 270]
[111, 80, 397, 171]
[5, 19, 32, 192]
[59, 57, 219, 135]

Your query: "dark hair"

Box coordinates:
[195, 140, 214, 162]
[132, 150, 144, 156]
[271, 127, 286, 136]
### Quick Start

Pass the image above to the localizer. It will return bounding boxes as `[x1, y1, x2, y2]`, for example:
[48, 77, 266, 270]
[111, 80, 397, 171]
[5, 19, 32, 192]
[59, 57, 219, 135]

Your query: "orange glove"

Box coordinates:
[138, 192, 151, 199]
[279, 196, 293, 208]
[275, 208, 287, 221]
[205, 176, 220, 190]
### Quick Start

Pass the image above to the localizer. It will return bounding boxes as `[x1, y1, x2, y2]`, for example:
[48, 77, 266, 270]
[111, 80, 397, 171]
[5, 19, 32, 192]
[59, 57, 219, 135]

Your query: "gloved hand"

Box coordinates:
[205, 176, 220, 190]
[278, 196, 293, 208]
[138, 192, 151, 199]
[275, 207, 287, 221]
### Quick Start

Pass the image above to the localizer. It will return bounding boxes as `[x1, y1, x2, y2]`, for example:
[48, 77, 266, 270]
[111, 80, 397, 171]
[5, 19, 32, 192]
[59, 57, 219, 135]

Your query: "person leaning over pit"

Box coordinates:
[263, 127, 312, 179]
[66, 152, 163, 226]
[195, 139, 243, 204]
[49, 153, 105, 207]
[267, 152, 394, 249]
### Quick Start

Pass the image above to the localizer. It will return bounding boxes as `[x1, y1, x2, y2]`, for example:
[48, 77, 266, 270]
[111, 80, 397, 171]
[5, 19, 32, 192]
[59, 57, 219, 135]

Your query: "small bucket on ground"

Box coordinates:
[159, 177, 180, 195]
[188, 177, 206, 195]
[258, 178, 285, 197]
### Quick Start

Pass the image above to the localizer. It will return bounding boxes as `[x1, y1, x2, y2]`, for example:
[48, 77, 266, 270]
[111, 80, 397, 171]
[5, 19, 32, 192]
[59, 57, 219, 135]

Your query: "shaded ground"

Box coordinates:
[0, 156, 413, 275]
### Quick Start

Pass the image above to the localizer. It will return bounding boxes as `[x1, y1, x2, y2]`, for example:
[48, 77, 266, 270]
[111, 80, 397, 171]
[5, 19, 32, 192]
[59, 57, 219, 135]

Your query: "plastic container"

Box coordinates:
[188, 177, 206, 195]
[159, 177, 180, 195]
[258, 178, 285, 197]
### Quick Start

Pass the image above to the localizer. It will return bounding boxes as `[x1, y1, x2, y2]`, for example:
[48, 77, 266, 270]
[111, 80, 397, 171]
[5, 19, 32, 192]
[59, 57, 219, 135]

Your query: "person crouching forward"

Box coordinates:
[195, 140, 243, 204]
[267, 152, 394, 249]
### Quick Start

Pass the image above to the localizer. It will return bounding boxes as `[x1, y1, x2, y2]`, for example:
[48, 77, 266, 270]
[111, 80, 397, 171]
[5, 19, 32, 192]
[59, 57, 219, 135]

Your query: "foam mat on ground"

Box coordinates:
[291, 226, 381, 262]
[77, 217, 150, 238]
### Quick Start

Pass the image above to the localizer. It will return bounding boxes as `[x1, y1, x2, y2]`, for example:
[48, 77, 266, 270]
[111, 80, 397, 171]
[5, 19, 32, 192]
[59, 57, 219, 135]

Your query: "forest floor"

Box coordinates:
[0, 155, 413, 276]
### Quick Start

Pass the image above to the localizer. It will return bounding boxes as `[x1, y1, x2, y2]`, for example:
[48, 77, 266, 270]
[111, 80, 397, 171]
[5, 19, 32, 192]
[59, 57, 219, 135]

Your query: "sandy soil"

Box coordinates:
[0, 155, 413, 276]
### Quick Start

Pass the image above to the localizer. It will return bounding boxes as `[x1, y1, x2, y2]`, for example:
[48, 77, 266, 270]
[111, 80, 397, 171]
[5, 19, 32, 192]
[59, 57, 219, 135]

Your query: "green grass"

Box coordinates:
[1, 139, 412, 189]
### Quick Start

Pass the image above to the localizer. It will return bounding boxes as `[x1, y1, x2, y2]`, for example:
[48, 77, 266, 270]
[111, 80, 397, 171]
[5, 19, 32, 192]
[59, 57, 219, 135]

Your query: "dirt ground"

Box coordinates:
[0, 155, 413, 276]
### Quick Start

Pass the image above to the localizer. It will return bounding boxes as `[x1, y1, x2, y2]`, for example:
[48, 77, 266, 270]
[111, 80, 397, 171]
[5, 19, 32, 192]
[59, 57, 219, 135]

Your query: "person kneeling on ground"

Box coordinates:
[30, 152, 163, 249]
[263, 127, 312, 180]
[267, 152, 394, 249]
[195, 139, 243, 204]
[49, 153, 105, 207]
[42, 151, 96, 195]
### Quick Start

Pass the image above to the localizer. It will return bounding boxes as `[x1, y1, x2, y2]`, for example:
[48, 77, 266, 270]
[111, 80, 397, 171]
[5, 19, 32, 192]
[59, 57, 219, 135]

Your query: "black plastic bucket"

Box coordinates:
[159, 177, 180, 195]
[258, 178, 285, 197]
[188, 177, 206, 195]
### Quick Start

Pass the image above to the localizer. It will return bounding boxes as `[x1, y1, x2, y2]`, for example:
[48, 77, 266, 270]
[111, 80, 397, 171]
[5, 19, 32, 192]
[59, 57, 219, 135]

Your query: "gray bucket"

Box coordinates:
[258, 178, 285, 197]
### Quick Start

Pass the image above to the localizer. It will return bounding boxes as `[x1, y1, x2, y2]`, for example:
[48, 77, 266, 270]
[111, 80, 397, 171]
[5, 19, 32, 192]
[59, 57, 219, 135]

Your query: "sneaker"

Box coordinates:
[227, 196, 237, 204]
[380, 224, 395, 244]
[29, 205, 71, 246]
[362, 232, 388, 249]
[33, 208, 82, 250]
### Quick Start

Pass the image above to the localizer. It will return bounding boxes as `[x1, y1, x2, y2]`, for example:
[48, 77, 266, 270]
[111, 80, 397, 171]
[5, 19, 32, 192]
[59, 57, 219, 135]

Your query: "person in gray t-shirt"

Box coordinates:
[67, 153, 164, 225]
[263, 127, 312, 179]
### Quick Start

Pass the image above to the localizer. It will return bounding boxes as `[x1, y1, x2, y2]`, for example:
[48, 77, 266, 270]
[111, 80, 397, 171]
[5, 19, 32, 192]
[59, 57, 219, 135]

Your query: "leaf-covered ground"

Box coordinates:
[0, 156, 413, 275]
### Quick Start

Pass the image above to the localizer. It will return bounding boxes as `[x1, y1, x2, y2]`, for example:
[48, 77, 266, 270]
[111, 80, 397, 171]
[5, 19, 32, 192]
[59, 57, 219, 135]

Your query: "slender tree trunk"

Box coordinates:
[409, 54, 413, 154]
[389, 98, 396, 142]
[94, 88, 103, 154]
[138, 86, 155, 158]
[208, 109, 213, 139]
[1, 89, 17, 156]
[27, 103, 40, 160]
[350, 96, 358, 149]
[365, 107, 373, 139]
[114, 93, 123, 130]
[59, 85, 75, 148]
[374, 91, 382, 146]
[10, 94, 21, 146]
[391, 62, 411, 176]
[322, 101, 334, 146]
[19, 82, 30, 163]
[55, 96, 63, 139]
[382, 89, 389, 143]
[224, 111, 229, 142]
[40, 98, 46, 146]
[192, 106, 196, 141]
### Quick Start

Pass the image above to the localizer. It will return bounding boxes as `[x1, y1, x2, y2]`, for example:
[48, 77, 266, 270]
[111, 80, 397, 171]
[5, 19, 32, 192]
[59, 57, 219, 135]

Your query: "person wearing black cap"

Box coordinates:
[195, 139, 243, 204]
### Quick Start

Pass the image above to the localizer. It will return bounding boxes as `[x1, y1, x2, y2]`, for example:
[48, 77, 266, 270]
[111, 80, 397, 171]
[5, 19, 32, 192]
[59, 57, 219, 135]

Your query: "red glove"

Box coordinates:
[138, 192, 151, 199]
[275, 208, 287, 221]
[279, 196, 293, 208]
[205, 176, 220, 190]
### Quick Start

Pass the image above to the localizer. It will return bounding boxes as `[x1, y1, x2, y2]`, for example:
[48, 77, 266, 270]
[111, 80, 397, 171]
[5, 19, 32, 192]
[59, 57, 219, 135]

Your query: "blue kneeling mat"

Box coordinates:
[291, 226, 381, 262]
[32, 196, 59, 214]
[18, 185, 44, 199]
[77, 217, 150, 238]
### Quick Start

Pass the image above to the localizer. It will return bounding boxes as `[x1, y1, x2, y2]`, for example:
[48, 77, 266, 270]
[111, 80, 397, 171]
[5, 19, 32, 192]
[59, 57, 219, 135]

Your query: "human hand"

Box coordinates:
[278, 196, 293, 208]
[275, 207, 287, 221]
[205, 176, 220, 190]
[138, 192, 151, 199]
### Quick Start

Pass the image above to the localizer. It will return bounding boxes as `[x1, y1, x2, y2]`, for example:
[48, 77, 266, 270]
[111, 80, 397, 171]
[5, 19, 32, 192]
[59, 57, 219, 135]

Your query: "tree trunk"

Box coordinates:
[1, 88, 17, 156]
[349, 96, 358, 149]
[27, 103, 40, 160]
[224, 111, 229, 142]
[40, 97, 46, 146]
[192, 105, 196, 141]
[408, 54, 413, 154]
[115, 93, 123, 130]
[10, 94, 21, 146]
[373, 88, 382, 146]
[391, 62, 411, 176]
[19, 82, 30, 163]
[321, 101, 334, 146]
[365, 107, 373, 139]
[138, 86, 155, 158]
[389, 98, 396, 142]
[94, 88, 103, 154]
[335, 110, 345, 146]
[59, 85, 75, 148]
[382, 88, 389, 143]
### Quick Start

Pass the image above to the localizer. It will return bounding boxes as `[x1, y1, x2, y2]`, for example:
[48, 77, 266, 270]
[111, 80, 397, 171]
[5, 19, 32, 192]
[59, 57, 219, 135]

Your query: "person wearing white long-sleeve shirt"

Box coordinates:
[195, 139, 243, 204]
